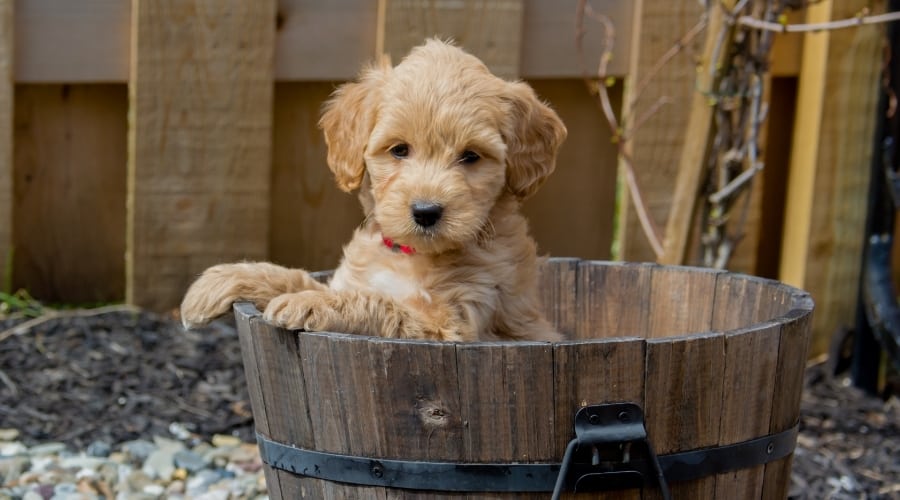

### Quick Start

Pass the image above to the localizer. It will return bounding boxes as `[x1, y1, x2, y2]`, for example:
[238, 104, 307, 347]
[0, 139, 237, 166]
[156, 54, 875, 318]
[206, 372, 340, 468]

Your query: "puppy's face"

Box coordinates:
[320, 40, 567, 254]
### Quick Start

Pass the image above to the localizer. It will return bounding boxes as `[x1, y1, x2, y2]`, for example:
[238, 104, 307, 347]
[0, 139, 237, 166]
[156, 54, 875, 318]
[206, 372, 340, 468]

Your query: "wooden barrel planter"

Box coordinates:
[233, 258, 813, 499]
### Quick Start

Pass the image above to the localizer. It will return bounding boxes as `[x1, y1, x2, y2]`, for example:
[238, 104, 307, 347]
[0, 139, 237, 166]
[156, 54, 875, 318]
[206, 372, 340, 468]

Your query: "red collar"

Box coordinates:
[383, 236, 415, 255]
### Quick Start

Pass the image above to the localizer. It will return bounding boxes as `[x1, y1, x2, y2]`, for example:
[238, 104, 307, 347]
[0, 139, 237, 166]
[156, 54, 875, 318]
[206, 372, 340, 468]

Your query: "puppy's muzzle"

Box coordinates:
[411, 201, 443, 228]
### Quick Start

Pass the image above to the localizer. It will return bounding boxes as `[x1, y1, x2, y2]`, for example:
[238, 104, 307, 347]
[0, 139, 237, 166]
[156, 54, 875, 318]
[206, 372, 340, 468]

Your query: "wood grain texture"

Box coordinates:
[762, 296, 813, 498]
[780, 0, 884, 357]
[552, 338, 644, 500]
[455, 342, 555, 463]
[13, 0, 634, 83]
[659, 1, 730, 266]
[644, 332, 725, 499]
[617, 0, 705, 263]
[714, 322, 780, 498]
[14, 0, 130, 83]
[270, 82, 363, 271]
[233, 305, 283, 500]
[523, 80, 619, 262]
[0, 0, 10, 291]
[647, 266, 721, 338]
[576, 261, 653, 340]
[127, 0, 276, 310]
[537, 257, 579, 339]
[378, 0, 523, 79]
[13, 84, 126, 302]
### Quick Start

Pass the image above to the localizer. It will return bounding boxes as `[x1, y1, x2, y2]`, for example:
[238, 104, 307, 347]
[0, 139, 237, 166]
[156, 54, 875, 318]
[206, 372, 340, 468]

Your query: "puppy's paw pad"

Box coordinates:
[263, 291, 336, 331]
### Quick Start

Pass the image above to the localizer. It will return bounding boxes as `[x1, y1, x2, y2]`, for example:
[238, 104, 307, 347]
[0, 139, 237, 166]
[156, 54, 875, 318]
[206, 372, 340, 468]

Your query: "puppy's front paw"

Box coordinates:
[180, 263, 259, 330]
[263, 290, 342, 332]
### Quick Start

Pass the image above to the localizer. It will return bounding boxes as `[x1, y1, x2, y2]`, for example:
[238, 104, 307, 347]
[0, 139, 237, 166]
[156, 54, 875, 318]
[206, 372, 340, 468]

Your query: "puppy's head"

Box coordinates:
[319, 39, 567, 254]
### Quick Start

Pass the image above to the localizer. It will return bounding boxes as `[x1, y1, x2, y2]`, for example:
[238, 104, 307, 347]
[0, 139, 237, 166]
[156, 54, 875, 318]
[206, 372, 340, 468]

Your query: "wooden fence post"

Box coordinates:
[377, 0, 524, 79]
[0, 0, 11, 291]
[779, 0, 885, 356]
[127, 0, 276, 310]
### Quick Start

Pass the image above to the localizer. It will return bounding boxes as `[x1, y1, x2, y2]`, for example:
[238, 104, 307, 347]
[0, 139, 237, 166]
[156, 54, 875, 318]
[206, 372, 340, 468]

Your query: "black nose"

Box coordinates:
[411, 202, 443, 227]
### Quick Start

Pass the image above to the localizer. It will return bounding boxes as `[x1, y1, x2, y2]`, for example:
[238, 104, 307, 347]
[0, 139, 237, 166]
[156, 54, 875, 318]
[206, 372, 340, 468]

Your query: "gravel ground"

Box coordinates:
[0, 305, 898, 499]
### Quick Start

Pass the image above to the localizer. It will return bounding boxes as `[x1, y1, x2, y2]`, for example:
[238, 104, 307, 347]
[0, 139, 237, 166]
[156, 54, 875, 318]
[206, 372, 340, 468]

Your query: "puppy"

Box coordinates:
[180, 39, 567, 342]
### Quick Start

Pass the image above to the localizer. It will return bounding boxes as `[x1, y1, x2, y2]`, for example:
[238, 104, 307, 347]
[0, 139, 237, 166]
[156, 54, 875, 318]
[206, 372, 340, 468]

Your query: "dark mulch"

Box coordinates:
[0, 308, 898, 498]
[0, 310, 254, 448]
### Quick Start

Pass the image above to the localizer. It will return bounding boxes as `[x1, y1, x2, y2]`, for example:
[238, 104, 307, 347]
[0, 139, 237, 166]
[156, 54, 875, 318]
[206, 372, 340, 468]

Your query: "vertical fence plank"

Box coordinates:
[0, 0, 11, 291]
[779, 0, 885, 357]
[13, 85, 127, 302]
[127, 0, 276, 310]
[617, 0, 705, 263]
[377, 0, 524, 79]
[270, 82, 363, 271]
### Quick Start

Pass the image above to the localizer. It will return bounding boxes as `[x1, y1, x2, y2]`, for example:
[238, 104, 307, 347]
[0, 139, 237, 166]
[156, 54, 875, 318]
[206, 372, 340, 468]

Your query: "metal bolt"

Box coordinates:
[371, 464, 384, 478]
[618, 411, 631, 423]
[766, 442, 775, 454]
[589, 413, 602, 425]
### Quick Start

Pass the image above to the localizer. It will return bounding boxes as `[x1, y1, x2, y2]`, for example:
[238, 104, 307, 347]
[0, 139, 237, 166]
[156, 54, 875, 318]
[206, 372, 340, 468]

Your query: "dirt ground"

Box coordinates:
[0, 308, 898, 498]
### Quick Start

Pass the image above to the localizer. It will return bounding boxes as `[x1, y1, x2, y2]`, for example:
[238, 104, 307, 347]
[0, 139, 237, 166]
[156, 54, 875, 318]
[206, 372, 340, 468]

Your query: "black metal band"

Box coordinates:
[256, 424, 798, 493]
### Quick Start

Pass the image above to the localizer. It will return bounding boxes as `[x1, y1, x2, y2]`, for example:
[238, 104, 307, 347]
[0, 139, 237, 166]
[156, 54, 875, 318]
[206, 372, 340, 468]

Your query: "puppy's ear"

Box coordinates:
[502, 82, 567, 200]
[319, 62, 388, 192]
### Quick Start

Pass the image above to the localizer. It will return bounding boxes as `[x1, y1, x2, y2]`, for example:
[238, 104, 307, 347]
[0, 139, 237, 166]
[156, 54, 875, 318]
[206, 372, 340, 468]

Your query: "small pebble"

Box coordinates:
[0, 428, 20, 441]
[211, 434, 241, 448]
[85, 440, 111, 458]
[28, 442, 67, 456]
[0, 430, 268, 499]
[122, 440, 156, 462]
[174, 449, 207, 472]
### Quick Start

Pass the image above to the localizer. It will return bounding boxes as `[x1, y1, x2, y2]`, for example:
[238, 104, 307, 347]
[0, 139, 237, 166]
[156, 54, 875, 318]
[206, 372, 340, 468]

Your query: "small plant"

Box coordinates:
[0, 289, 44, 320]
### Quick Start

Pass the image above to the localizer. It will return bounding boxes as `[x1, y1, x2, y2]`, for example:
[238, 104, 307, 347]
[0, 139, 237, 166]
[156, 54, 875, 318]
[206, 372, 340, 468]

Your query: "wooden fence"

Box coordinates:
[0, 0, 887, 356]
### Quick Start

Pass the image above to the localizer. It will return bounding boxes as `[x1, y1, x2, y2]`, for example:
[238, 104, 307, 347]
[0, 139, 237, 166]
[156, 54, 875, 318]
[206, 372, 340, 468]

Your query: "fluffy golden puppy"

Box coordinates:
[180, 39, 567, 342]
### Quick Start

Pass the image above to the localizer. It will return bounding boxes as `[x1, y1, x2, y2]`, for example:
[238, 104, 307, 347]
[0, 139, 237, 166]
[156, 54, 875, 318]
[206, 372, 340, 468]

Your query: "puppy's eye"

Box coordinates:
[389, 144, 409, 159]
[459, 150, 480, 165]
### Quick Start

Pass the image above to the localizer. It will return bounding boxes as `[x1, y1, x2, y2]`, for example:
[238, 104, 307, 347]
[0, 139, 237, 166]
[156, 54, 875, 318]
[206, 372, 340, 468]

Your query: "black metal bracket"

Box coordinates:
[256, 401, 798, 494]
[552, 403, 669, 499]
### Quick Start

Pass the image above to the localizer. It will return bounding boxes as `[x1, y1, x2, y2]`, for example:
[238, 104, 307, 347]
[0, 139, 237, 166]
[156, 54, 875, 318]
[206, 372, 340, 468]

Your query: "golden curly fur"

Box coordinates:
[180, 39, 567, 342]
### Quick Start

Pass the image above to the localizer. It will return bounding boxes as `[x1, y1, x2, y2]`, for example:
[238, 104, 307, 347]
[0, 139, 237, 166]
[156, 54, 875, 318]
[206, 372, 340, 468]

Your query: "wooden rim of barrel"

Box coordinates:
[234, 258, 814, 499]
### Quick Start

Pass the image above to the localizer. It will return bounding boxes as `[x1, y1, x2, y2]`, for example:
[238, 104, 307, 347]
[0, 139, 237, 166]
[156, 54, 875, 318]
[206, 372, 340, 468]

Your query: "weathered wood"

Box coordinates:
[233, 304, 283, 500]
[269, 82, 363, 271]
[576, 261, 653, 340]
[647, 266, 721, 338]
[455, 342, 556, 464]
[644, 332, 725, 499]
[553, 338, 645, 500]
[714, 322, 780, 498]
[523, 80, 620, 263]
[617, 0, 705, 263]
[762, 295, 813, 498]
[234, 262, 813, 498]
[12, 0, 633, 83]
[13, 84, 126, 302]
[0, 0, 11, 291]
[537, 257, 579, 338]
[779, 0, 884, 357]
[366, 337, 464, 461]
[377, 0, 524, 79]
[520, 0, 633, 78]
[127, 0, 276, 310]
[659, 1, 733, 266]
[14, 0, 130, 83]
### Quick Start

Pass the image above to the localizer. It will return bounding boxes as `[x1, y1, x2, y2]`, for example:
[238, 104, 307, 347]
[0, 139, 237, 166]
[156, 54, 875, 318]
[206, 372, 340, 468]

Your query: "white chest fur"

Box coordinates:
[368, 269, 431, 302]
[330, 265, 432, 303]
